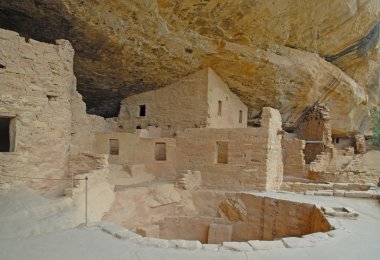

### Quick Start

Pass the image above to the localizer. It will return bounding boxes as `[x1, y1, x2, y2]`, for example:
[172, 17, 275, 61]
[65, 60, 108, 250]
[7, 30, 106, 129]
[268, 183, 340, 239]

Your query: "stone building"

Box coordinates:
[119, 68, 248, 136]
[0, 28, 113, 195]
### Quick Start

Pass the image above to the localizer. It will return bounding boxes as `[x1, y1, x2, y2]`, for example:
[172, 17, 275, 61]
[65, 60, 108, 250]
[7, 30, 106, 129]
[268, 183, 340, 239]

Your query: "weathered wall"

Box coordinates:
[157, 193, 331, 242]
[207, 68, 248, 128]
[282, 138, 306, 178]
[176, 107, 283, 191]
[95, 132, 139, 165]
[296, 105, 332, 164]
[119, 68, 248, 135]
[119, 69, 209, 135]
[0, 29, 74, 191]
[0, 28, 111, 193]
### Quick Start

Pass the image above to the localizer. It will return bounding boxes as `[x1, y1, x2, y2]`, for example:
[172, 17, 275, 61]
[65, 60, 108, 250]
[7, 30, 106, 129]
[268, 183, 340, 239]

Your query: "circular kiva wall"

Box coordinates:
[157, 193, 331, 243]
[105, 189, 332, 244]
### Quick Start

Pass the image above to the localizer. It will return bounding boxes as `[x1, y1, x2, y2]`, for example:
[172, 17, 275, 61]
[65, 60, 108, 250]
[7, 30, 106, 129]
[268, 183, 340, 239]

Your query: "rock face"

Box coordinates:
[0, 0, 379, 133]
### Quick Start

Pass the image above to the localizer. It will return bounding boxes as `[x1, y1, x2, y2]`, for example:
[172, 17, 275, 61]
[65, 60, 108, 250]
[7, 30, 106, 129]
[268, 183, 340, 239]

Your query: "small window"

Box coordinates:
[155, 142, 166, 161]
[109, 139, 119, 155]
[216, 141, 228, 164]
[218, 101, 222, 116]
[0, 117, 11, 152]
[139, 105, 146, 117]
[336, 137, 340, 144]
[239, 110, 243, 123]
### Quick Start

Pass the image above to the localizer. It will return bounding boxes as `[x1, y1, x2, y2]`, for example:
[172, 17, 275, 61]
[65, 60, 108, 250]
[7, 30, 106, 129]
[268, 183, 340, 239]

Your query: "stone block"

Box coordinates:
[321, 206, 337, 216]
[136, 225, 159, 238]
[314, 190, 333, 196]
[302, 232, 329, 243]
[282, 237, 314, 248]
[304, 190, 315, 195]
[114, 230, 142, 240]
[139, 237, 169, 248]
[207, 223, 232, 244]
[222, 242, 252, 252]
[333, 190, 345, 196]
[344, 191, 373, 198]
[101, 223, 127, 235]
[247, 240, 286, 250]
[202, 244, 220, 251]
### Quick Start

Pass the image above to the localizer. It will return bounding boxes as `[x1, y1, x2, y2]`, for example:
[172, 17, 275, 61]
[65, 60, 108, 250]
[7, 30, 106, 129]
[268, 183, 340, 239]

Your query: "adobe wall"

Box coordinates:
[207, 68, 248, 128]
[119, 69, 209, 135]
[175, 107, 283, 191]
[282, 138, 306, 178]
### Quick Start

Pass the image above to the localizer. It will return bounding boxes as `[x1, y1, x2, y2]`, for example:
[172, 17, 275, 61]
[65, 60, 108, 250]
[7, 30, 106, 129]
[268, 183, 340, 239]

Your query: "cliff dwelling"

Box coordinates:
[0, 1, 380, 260]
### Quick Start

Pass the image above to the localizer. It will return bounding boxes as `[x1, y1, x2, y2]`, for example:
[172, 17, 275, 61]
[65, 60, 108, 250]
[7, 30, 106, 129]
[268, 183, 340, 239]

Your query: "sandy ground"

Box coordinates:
[0, 192, 379, 260]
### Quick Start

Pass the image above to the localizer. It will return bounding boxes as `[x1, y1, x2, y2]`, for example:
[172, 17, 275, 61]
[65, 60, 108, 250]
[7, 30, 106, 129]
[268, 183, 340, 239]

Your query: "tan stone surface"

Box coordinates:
[119, 68, 247, 135]
[1, 0, 378, 131]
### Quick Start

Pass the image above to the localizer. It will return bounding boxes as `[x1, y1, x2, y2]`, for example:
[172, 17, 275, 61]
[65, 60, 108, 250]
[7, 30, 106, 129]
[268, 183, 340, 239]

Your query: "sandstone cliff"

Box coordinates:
[0, 0, 379, 134]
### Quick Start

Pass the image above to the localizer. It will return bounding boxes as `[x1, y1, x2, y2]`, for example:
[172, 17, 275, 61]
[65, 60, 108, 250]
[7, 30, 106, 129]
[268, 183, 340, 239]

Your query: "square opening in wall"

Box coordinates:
[216, 141, 228, 164]
[139, 105, 146, 117]
[0, 117, 15, 152]
[109, 139, 119, 155]
[155, 142, 166, 161]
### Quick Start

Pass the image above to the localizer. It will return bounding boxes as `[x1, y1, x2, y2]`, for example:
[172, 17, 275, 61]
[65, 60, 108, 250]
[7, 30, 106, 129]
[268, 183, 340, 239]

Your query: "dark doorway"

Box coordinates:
[0, 118, 10, 152]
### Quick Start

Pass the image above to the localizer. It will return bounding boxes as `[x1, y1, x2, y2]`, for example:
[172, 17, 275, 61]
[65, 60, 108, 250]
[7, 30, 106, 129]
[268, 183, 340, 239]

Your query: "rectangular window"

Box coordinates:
[109, 139, 119, 155]
[0, 117, 10, 152]
[218, 101, 222, 116]
[139, 105, 146, 117]
[155, 142, 166, 161]
[239, 110, 243, 123]
[216, 141, 228, 164]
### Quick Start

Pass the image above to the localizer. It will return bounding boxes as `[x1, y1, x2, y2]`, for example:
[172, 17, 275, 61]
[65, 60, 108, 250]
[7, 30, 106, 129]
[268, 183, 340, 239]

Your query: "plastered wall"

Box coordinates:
[207, 68, 248, 128]
[119, 69, 209, 135]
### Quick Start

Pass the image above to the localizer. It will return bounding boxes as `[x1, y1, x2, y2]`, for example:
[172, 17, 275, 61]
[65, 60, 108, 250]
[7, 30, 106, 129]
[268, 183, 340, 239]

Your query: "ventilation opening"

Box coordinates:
[239, 110, 243, 123]
[216, 141, 228, 164]
[155, 142, 166, 161]
[139, 105, 146, 117]
[109, 139, 119, 155]
[0, 117, 14, 152]
[217, 101, 222, 116]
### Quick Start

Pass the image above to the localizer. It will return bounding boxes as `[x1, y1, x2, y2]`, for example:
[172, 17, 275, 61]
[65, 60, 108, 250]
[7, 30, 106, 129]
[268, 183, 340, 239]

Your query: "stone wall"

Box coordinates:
[295, 104, 332, 164]
[0, 29, 75, 191]
[206, 68, 248, 128]
[119, 69, 209, 135]
[119, 68, 248, 136]
[157, 193, 331, 243]
[0, 28, 110, 193]
[176, 107, 283, 191]
[282, 138, 306, 178]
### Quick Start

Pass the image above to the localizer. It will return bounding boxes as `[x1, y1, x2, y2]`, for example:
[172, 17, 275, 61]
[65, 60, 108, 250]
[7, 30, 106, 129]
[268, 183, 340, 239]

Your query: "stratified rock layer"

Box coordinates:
[0, 0, 379, 133]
